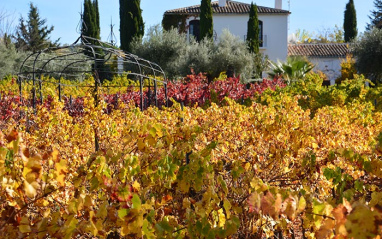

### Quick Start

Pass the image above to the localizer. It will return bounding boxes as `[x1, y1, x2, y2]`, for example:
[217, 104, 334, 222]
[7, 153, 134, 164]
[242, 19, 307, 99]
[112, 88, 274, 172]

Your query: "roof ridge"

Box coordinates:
[289, 43, 350, 45]
[288, 43, 351, 57]
[165, 0, 290, 14]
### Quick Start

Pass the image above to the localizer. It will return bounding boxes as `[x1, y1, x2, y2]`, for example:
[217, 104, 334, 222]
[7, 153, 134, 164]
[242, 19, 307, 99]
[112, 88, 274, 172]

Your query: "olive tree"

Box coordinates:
[352, 28, 382, 83]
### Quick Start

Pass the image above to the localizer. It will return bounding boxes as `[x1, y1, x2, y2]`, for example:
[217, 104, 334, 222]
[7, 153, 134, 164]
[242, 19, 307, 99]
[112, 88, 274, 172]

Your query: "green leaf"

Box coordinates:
[218, 175, 228, 194]
[196, 220, 203, 232]
[142, 219, 155, 238]
[201, 141, 218, 157]
[354, 180, 364, 191]
[118, 208, 128, 219]
[323, 168, 335, 180]
[155, 221, 173, 233]
[313, 200, 326, 214]
[63, 216, 78, 239]
[343, 189, 355, 201]
[202, 222, 211, 236]
[370, 191, 382, 207]
[132, 194, 141, 210]
[90, 177, 99, 191]
[363, 161, 372, 172]
[19, 223, 31, 233]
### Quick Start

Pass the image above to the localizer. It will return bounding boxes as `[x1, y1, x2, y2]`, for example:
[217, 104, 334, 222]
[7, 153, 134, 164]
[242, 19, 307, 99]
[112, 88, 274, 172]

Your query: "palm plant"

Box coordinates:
[268, 56, 315, 84]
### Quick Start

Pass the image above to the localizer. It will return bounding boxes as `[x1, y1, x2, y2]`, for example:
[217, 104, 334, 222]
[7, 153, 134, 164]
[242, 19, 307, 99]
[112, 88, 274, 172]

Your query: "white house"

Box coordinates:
[288, 43, 351, 84]
[163, 0, 290, 62]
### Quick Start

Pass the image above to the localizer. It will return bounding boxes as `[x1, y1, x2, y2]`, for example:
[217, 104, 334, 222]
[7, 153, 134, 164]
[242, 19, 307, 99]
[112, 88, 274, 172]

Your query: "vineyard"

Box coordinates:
[1, 73, 382, 238]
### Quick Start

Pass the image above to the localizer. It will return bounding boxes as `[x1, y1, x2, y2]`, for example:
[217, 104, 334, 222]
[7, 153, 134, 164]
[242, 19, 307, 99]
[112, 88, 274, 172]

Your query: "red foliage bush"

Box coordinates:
[0, 74, 285, 121]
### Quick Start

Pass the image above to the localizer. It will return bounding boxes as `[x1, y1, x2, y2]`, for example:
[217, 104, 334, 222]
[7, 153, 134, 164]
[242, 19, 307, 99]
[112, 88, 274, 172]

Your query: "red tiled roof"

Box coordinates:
[288, 43, 351, 58]
[164, 1, 290, 15]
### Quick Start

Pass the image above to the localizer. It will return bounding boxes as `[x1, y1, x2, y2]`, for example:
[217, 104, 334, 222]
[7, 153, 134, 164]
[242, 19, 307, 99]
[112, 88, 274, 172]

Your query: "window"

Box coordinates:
[189, 20, 200, 42]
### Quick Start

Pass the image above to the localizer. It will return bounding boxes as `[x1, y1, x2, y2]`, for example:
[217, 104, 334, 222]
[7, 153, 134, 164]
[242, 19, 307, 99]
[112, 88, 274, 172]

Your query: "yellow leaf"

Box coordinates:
[218, 208, 226, 228]
[96, 202, 108, 219]
[24, 181, 37, 198]
[55, 159, 68, 186]
[132, 181, 141, 192]
[42, 199, 49, 207]
[183, 198, 191, 209]
[297, 196, 306, 214]
[137, 139, 145, 151]
[84, 195, 93, 207]
[120, 209, 143, 236]
[315, 218, 335, 239]
[179, 180, 190, 193]
[89, 211, 98, 236]
[146, 135, 156, 146]
[19, 224, 31, 233]
[346, 204, 379, 239]
[68, 199, 78, 214]
[244, 162, 251, 171]
[20, 216, 31, 233]
[26, 155, 42, 174]
[153, 124, 163, 137]
[43, 208, 51, 218]
[223, 199, 231, 219]
[63, 216, 78, 239]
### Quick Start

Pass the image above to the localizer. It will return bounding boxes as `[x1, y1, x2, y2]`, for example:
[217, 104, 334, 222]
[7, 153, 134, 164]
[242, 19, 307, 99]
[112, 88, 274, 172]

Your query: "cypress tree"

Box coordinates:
[82, 0, 108, 80]
[200, 0, 213, 40]
[93, 0, 100, 39]
[344, 0, 357, 42]
[368, 0, 382, 29]
[246, 2, 259, 53]
[82, 0, 91, 37]
[119, 0, 144, 52]
[81, 0, 100, 40]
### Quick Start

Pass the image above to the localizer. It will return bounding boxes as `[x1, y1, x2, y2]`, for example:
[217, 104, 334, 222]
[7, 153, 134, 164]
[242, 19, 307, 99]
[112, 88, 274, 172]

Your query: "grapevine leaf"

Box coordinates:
[132, 194, 141, 210]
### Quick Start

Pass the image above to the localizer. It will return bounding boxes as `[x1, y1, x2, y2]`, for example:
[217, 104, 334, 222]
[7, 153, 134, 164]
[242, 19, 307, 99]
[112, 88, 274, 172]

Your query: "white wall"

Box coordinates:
[309, 57, 344, 84]
[185, 13, 289, 62]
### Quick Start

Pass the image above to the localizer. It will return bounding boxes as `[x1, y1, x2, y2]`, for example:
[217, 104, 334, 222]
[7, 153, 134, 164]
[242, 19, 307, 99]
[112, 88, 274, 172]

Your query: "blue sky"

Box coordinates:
[0, 0, 375, 45]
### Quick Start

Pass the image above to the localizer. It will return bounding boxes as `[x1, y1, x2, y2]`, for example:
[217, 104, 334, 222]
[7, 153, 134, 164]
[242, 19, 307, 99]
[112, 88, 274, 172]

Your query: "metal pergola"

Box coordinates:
[17, 35, 168, 152]
[18, 35, 168, 111]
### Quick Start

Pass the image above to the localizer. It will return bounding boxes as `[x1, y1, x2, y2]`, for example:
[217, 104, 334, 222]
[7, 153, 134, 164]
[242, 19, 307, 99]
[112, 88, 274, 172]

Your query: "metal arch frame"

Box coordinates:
[18, 34, 168, 111]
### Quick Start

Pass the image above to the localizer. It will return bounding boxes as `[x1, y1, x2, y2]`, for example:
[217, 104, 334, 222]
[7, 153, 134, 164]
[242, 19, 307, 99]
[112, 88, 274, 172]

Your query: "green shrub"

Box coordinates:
[260, 72, 373, 116]
[208, 30, 263, 80]
[0, 41, 27, 79]
[131, 26, 268, 81]
[336, 54, 357, 84]
[130, 25, 189, 79]
[365, 84, 382, 111]
[177, 37, 214, 77]
[268, 56, 315, 84]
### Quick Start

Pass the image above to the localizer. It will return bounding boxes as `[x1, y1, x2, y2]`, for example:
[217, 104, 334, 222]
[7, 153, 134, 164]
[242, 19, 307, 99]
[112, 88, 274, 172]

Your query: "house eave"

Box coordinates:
[163, 12, 291, 16]
[289, 55, 347, 58]
[164, 1, 291, 16]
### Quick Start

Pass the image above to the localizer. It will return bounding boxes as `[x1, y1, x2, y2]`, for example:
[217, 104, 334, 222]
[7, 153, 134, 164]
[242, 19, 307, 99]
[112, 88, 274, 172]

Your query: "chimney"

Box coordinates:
[219, 0, 227, 7]
[275, 0, 282, 9]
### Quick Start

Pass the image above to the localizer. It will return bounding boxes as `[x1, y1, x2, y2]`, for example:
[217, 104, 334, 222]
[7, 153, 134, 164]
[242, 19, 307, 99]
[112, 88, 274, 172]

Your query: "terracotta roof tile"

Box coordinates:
[288, 43, 351, 58]
[165, 1, 290, 15]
